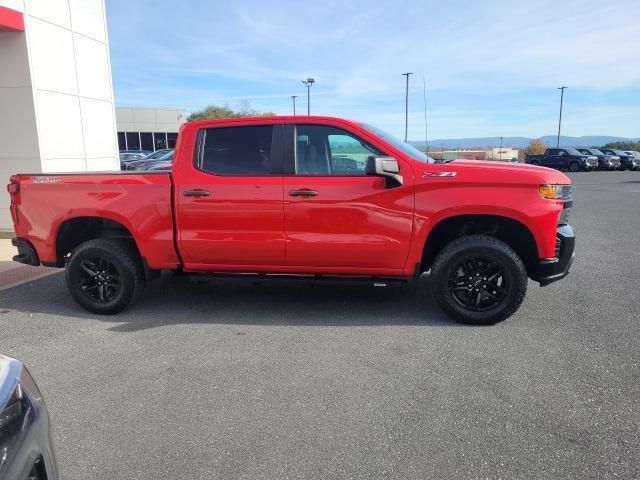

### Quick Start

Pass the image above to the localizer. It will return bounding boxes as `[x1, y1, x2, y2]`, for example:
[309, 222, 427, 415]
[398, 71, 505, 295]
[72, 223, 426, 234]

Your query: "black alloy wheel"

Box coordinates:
[447, 256, 508, 312]
[78, 256, 121, 302]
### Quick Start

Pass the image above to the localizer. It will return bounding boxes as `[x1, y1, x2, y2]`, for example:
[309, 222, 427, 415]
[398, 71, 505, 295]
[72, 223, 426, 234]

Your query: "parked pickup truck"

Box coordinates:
[525, 148, 598, 172]
[600, 149, 639, 170]
[7, 116, 575, 325]
[576, 148, 621, 170]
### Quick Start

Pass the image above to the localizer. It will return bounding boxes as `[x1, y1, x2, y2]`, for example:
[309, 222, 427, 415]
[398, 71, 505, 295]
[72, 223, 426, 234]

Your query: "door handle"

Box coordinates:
[184, 189, 210, 197]
[288, 189, 318, 197]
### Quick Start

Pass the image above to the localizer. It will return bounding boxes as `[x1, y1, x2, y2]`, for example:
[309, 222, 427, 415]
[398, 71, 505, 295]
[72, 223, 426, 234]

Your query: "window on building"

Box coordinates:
[117, 132, 126, 151]
[196, 126, 274, 175]
[154, 133, 167, 150]
[167, 132, 178, 149]
[140, 132, 154, 151]
[126, 132, 140, 150]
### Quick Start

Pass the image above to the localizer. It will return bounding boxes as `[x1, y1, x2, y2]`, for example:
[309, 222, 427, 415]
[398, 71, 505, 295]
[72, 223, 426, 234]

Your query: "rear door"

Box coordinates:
[282, 123, 414, 275]
[545, 148, 561, 168]
[175, 123, 286, 270]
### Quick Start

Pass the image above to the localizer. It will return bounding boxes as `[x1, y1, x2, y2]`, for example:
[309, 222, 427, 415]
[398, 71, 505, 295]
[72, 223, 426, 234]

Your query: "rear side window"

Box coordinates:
[195, 125, 274, 175]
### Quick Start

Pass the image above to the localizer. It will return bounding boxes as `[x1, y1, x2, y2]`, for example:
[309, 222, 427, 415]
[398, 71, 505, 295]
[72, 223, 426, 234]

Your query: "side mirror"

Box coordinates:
[365, 156, 403, 188]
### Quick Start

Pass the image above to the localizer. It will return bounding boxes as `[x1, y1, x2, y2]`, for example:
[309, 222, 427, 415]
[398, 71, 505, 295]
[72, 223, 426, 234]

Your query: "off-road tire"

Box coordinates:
[65, 238, 145, 314]
[429, 235, 528, 325]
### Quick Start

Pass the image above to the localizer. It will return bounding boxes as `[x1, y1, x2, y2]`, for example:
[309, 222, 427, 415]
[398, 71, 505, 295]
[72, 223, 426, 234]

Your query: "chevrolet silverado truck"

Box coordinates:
[7, 116, 575, 325]
[525, 148, 598, 172]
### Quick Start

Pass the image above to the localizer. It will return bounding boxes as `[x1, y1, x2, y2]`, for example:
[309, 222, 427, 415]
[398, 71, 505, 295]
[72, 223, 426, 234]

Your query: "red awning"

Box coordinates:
[0, 6, 24, 32]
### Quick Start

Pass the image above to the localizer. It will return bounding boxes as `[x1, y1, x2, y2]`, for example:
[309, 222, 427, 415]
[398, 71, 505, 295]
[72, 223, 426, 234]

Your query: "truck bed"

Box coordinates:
[9, 172, 180, 269]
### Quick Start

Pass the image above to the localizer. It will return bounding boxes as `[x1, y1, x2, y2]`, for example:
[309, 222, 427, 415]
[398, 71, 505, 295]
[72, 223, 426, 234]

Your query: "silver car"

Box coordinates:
[0, 354, 58, 480]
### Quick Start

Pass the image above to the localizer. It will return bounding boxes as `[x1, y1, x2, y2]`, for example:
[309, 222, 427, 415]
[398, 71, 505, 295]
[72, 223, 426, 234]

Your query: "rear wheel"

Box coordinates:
[429, 235, 527, 325]
[65, 238, 145, 314]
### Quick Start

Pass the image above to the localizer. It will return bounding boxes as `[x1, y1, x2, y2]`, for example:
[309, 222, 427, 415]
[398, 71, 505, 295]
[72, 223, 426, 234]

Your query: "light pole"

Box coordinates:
[557, 86, 567, 148]
[291, 95, 297, 116]
[301, 78, 315, 115]
[499, 136, 503, 161]
[402, 73, 413, 142]
[441, 143, 444, 160]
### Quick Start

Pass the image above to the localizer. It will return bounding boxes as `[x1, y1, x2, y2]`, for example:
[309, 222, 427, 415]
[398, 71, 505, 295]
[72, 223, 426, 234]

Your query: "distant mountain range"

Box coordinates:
[410, 135, 639, 149]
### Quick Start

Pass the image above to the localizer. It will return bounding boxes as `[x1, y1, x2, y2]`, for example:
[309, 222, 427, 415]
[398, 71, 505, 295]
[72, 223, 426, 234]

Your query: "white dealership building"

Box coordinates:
[0, 1, 186, 230]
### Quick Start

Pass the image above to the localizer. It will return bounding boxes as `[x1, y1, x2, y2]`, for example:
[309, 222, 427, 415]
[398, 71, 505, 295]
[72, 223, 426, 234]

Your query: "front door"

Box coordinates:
[176, 124, 286, 270]
[283, 124, 414, 275]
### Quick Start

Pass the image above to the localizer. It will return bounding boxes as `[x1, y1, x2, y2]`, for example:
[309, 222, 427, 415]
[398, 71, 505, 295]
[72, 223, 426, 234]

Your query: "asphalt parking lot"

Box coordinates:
[1, 170, 638, 479]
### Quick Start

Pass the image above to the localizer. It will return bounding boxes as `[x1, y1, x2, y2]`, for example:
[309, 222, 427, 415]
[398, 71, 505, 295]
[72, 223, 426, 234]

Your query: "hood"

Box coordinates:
[420, 160, 571, 186]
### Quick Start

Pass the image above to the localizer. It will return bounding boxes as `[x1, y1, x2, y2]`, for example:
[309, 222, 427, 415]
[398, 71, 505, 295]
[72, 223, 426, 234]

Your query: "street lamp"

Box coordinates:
[402, 72, 413, 142]
[291, 95, 297, 116]
[499, 136, 503, 161]
[557, 86, 567, 148]
[301, 78, 315, 115]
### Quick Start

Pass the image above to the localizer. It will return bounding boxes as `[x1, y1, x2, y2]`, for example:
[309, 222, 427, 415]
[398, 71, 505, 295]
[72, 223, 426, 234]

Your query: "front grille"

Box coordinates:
[554, 236, 562, 258]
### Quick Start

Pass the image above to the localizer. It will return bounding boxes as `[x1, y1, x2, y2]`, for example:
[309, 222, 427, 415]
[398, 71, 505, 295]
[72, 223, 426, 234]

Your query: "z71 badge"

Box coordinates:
[423, 171, 457, 177]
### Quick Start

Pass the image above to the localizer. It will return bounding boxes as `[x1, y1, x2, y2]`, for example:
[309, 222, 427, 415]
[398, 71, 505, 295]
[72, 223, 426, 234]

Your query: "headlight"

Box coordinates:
[539, 184, 572, 200]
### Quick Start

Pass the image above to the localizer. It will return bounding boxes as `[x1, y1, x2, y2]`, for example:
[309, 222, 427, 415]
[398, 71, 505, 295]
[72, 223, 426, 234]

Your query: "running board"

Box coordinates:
[184, 272, 412, 288]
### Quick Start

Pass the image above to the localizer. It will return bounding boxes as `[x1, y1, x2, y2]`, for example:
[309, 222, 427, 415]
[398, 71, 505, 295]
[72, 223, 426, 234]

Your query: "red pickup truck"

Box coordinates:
[7, 116, 575, 324]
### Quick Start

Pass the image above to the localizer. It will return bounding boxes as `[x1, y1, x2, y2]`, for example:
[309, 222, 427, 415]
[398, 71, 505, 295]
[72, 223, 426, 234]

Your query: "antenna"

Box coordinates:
[423, 77, 428, 153]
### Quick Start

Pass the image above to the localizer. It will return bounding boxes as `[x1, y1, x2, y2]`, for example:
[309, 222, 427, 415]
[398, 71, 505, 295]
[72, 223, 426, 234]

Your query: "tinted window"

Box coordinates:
[546, 149, 558, 155]
[154, 132, 167, 150]
[565, 148, 582, 155]
[167, 132, 178, 149]
[295, 125, 381, 175]
[126, 132, 140, 150]
[197, 125, 274, 175]
[117, 132, 126, 150]
[140, 132, 154, 151]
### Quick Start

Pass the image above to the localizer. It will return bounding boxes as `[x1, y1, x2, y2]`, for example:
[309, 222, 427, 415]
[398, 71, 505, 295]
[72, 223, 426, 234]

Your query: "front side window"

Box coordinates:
[295, 125, 381, 175]
[196, 125, 274, 175]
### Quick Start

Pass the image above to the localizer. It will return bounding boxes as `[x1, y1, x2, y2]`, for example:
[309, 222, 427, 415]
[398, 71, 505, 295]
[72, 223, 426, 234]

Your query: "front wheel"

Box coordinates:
[569, 162, 580, 172]
[429, 235, 528, 325]
[65, 238, 145, 314]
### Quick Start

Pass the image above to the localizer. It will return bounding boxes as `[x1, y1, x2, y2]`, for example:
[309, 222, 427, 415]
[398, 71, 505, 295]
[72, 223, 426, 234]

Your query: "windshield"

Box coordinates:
[565, 148, 583, 156]
[359, 123, 435, 163]
[589, 149, 604, 155]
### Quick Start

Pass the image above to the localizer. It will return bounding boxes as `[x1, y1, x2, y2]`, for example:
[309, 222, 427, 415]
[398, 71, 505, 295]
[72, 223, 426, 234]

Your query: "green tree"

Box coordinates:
[187, 101, 275, 122]
[526, 138, 547, 155]
[602, 141, 640, 151]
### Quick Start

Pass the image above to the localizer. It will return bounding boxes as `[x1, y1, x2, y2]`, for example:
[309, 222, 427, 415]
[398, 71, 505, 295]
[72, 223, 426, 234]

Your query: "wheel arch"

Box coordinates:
[419, 213, 540, 278]
[54, 216, 141, 268]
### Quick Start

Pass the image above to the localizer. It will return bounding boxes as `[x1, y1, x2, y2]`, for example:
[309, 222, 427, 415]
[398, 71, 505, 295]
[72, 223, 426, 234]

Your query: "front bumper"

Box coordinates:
[537, 224, 575, 286]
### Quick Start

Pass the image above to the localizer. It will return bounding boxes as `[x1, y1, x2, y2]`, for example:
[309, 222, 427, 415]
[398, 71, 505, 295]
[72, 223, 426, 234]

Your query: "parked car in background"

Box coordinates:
[119, 150, 152, 170]
[146, 159, 173, 171]
[126, 150, 174, 170]
[576, 148, 621, 170]
[143, 148, 173, 160]
[600, 149, 638, 170]
[624, 151, 640, 170]
[525, 148, 598, 172]
[8, 115, 575, 325]
[0, 354, 58, 480]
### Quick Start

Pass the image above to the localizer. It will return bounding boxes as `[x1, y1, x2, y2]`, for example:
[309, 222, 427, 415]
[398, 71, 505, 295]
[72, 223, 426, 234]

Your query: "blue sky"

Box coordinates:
[105, 0, 640, 140]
